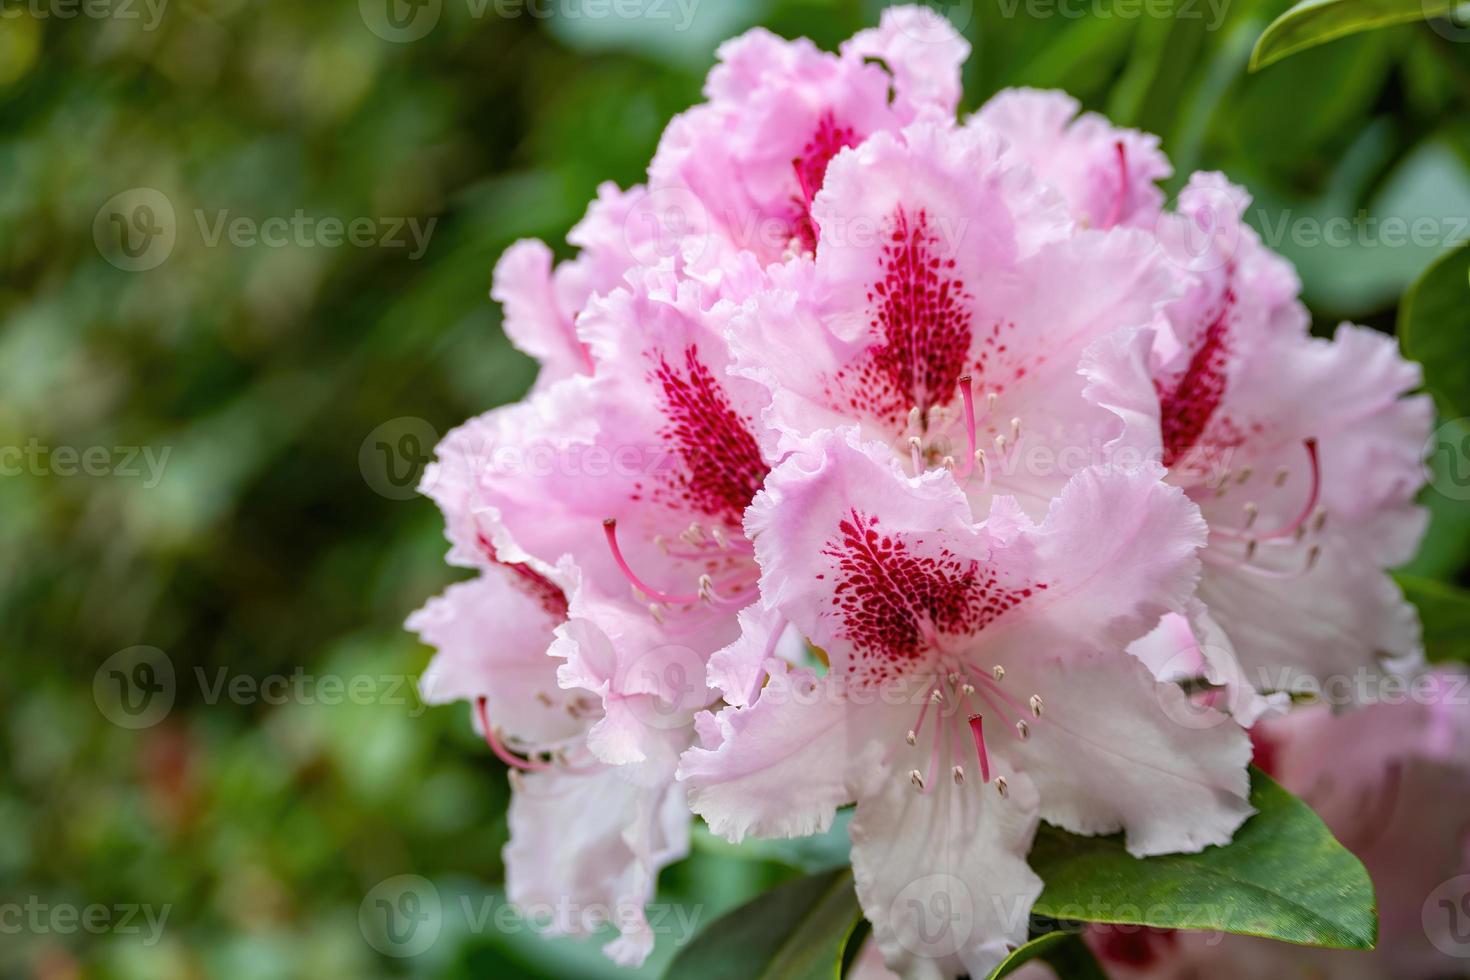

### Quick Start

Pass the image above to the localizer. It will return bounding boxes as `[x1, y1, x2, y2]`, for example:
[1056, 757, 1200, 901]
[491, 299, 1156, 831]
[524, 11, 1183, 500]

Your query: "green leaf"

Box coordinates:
[1401, 241, 1470, 419]
[1029, 767, 1377, 950]
[663, 868, 862, 980]
[1251, 0, 1460, 70]
[1396, 573, 1470, 663]
[988, 932, 1108, 980]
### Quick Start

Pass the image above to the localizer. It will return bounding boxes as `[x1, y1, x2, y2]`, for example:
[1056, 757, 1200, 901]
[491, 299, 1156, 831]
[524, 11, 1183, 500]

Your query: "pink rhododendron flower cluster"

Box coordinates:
[410, 6, 1438, 976]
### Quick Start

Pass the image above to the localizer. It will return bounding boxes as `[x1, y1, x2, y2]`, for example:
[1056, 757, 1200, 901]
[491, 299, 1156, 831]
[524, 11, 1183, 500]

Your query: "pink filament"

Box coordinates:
[1105, 140, 1128, 228]
[602, 519, 701, 605]
[477, 698, 554, 773]
[968, 713, 992, 783]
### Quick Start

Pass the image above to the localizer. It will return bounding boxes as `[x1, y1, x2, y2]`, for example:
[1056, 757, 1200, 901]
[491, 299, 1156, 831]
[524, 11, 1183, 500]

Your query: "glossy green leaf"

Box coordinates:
[1401, 241, 1470, 419]
[1029, 768, 1377, 949]
[663, 868, 862, 980]
[1397, 573, 1470, 663]
[1251, 0, 1460, 70]
[988, 931, 1108, 980]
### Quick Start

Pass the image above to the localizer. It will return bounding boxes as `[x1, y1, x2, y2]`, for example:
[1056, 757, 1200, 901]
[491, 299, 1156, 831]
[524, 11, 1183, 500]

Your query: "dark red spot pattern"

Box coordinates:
[1156, 290, 1234, 467]
[792, 113, 859, 252]
[478, 532, 569, 619]
[648, 345, 767, 523]
[823, 511, 1042, 684]
[834, 208, 976, 429]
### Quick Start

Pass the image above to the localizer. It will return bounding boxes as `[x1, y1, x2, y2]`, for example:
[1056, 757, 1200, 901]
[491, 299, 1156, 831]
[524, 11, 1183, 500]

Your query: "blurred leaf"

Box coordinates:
[663, 868, 861, 980]
[1251, 0, 1459, 69]
[1029, 768, 1377, 949]
[1109, 3, 1211, 135]
[1400, 240, 1470, 418]
[1396, 573, 1470, 662]
[987, 931, 1106, 979]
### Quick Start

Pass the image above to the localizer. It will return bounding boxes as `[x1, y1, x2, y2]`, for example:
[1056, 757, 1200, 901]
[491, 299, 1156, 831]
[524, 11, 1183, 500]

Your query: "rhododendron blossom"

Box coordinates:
[680, 430, 1254, 977]
[407, 5, 1437, 975]
[1081, 173, 1432, 705]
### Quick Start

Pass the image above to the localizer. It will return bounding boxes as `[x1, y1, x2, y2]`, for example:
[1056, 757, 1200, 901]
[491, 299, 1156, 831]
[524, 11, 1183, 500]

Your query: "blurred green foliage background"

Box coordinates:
[3, 0, 1469, 977]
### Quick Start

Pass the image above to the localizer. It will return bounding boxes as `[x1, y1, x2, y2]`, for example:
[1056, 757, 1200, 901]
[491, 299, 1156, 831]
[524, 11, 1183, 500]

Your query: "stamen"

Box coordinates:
[995, 775, 1009, 799]
[791, 157, 816, 210]
[1212, 440, 1323, 544]
[476, 698, 554, 773]
[1242, 502, 1258, 530]
[1236, 465, 1254, 485]
[952, 765, 965, 785]
[1029, 694, 1045, 718]
[1016, 719, 1030, 740]
[1275, 466, 1290, 487]
[1312, 506, 1327, 533]
[942, 455, 955, 471]
[961, 683, 975, 696]
[995, 433, 1008, 456]
[967, 713, 992, 783]
[906, 730, 917, 746]
[603, 519, 702, 606]
[1244, 538, 1258, 562]
[909, 769, 925, 790]
[1305, 544, 1321, 572]
[908, 406, 922, 433]
[648, 603, 665, 624]
[955, 375, 979, 479]
[992, 665, 1005, 682]
[930, 689, 944, 705]
[1010, 417, 1021, 444]
[974, 449, 990, 489]
[1104, 140, 1128, 228]
[909, 436, 924, 474]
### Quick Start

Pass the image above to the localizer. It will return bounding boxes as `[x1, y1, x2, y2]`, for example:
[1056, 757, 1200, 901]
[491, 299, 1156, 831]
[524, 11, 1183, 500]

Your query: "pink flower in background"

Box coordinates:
[680, 430, 1253, 978]
[1083, 172, 1433, 703]
[1088, 670, 1470, 980]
